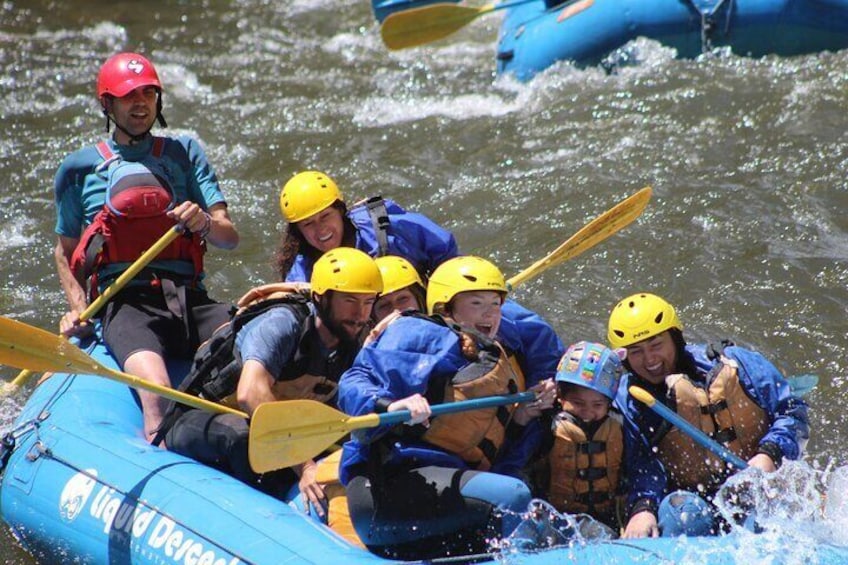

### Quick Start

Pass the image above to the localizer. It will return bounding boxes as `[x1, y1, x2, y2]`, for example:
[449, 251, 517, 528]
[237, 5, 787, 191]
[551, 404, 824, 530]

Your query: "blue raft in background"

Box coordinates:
[372, 0, 848, 80]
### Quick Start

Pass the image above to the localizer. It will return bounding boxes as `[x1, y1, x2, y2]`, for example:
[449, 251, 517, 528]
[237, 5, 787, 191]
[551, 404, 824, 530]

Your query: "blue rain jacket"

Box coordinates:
[498, 299, 565, 388]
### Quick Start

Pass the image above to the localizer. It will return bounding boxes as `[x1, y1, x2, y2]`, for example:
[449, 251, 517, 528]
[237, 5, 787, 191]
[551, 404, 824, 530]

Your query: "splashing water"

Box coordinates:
[485, 463, 848, 563]
[491, 498, 615, 557]
[823, 465, 848, 545]
[715, 460, 824, 527]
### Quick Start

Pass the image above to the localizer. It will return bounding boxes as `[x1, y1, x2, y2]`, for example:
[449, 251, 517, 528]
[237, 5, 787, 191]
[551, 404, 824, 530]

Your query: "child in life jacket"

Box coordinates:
[542, 341, 626, 532]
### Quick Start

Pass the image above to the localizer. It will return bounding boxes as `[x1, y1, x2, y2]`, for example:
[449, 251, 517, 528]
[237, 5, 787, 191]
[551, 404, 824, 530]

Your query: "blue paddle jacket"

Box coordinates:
[338, 314, 546, 486]
[285, 198, 458, 282]
[616, 343, 810, 516]
[498, 299, 564, 389]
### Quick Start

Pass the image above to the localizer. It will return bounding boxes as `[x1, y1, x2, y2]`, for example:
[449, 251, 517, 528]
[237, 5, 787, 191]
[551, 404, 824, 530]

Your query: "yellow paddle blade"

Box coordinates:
[507, 186, 652, 288]
[0, 316, 246, 417]
[381, 3, 495, 50]
[6, 226, 182, 394]
[0, 316, 104, 375]
[249, 400, 379, 473]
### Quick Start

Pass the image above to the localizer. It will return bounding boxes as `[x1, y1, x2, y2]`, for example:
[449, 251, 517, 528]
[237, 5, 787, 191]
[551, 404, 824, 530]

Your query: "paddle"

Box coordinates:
[0, 316, 246, 418]
[2, 225, 183, 396]
[629, 386, 748, 470]
[787, 373, 818, 397]
[381, 0, 539, 50]
[247, 186, 651, 472]
[507, 186, 652, 288]
[248, 391, 535, 473]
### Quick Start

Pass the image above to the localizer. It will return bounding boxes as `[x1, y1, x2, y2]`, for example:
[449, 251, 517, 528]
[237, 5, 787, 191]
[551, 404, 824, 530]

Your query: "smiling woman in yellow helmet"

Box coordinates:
[608, 292, 810, 540]
[273, 170, 458, 282]
[337, 255, 557, 560]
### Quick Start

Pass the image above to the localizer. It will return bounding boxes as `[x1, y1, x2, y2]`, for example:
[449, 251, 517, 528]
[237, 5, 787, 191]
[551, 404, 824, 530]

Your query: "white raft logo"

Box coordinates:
[59, 473, 244, 565]
[59, 469, 98, 522]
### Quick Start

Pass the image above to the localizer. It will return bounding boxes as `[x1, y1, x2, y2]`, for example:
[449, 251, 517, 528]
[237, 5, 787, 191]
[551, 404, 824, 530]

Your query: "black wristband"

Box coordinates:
[756, 441, 784, 468]
[374, 397, 393, 414]
[630, 497, 657, 520]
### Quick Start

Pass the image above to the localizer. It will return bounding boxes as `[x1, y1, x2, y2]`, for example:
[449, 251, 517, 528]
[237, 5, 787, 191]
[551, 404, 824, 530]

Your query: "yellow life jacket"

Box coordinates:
[313, 450, 365, 548]
[547, 411, 623, 524]
[421, 341, 526, 471]
[655, 357, 769, 492]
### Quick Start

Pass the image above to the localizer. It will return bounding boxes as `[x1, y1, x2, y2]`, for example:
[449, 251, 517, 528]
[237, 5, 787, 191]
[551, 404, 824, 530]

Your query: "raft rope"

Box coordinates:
[18, 442, 259, 564]
[0, 339, 98, 472]
[689, 0, 735, 54]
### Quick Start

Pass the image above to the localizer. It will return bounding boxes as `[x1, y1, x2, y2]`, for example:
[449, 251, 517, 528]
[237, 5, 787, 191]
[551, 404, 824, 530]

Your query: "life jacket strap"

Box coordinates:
[363, 196, 390, 256]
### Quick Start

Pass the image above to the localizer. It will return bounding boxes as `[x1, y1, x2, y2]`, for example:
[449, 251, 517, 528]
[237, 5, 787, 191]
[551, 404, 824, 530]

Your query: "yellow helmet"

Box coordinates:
[375, 256, 424, 295]
[310, 247, 383, 296]
[607, 293, 683, 349]
[279, 171, 344, 223]
[426, 256, 508, 315]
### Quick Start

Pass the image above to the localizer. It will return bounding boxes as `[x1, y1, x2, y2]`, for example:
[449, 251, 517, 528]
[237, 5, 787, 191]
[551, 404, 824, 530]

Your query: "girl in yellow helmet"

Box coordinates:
[338, 255, 557, 560]
[608, 292, 810, 539]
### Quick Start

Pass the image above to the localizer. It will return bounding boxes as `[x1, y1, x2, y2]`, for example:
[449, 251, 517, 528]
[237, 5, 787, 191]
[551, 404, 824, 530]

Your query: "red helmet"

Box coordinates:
[96, 53, 162, 100]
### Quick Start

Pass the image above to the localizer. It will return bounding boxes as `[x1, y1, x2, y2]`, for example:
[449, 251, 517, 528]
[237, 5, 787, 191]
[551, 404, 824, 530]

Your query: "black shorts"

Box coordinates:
[101, 283, 232, 368]
[164, 409, 296, 499]
[346, 466, 495, 558]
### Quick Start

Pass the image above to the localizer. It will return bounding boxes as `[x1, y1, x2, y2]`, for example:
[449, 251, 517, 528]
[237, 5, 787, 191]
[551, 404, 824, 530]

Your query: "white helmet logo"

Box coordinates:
[127, 59, 144, 75]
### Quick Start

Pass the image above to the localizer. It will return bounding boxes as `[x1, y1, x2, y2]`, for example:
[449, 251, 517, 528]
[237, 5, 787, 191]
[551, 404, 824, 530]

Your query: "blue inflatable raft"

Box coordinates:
[372, 0, 848, 80]
[2, 335, 848, 564]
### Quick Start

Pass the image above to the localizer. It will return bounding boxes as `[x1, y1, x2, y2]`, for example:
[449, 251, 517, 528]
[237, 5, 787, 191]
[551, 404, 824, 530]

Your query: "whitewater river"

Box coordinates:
[2, 0, 848, 562]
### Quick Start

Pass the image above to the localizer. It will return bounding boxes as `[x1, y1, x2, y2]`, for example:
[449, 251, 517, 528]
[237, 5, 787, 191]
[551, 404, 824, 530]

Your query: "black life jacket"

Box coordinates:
[180, 299, 307, 404]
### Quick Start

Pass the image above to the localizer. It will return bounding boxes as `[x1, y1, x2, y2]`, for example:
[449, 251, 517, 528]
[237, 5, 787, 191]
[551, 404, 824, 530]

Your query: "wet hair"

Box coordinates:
[409, 284, 426, 312]
[670, 328, 698, 377]
[273, 200, 353, 280]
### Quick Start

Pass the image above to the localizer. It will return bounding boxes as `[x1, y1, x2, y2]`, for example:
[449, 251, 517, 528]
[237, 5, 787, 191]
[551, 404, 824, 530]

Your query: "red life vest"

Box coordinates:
[70, 139, 205, 294]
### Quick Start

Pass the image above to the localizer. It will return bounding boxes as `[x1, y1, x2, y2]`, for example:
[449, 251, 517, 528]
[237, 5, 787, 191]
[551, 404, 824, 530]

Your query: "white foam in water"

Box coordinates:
[0, 217, 35, 250]
[354, 93, 525, 127]
[487, 462, 848, 562]
[715, 460, 823, 526]
[824, 465, 848, 544]
[80, 21, 126, 50]
[156, 65, 212, 102]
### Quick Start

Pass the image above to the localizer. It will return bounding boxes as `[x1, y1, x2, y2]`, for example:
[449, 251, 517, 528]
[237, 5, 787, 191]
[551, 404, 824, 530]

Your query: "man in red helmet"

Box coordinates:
[53, 52, 239, 443]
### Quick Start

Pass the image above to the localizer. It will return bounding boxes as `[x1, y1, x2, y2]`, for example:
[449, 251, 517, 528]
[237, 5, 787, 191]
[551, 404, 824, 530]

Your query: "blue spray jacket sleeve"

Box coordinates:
[285, 258, 310, 283]
[338, 316, 465, 483]
[616, 373, 667, 514]
[498, 299, 565, 388]
[490, 418, 544, 478]
[717, 346, 810, 461]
